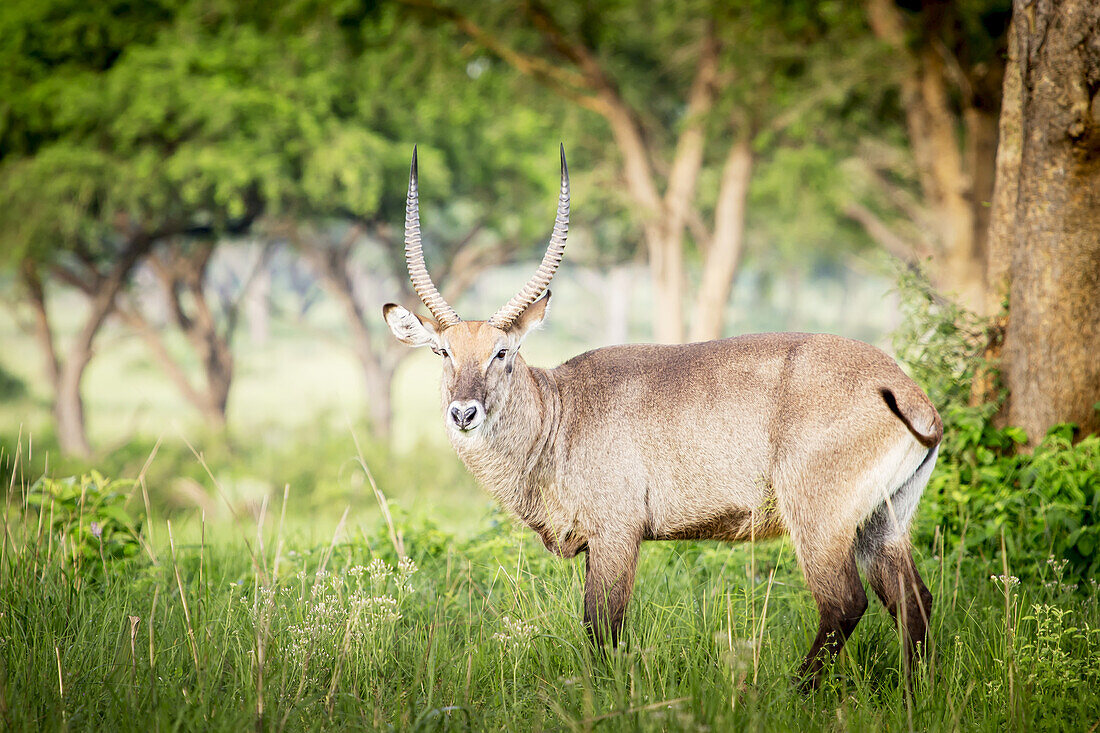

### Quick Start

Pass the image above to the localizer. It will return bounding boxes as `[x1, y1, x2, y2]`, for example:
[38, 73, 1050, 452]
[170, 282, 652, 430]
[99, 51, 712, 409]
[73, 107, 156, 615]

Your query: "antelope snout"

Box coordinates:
[448, 400, 485, 432]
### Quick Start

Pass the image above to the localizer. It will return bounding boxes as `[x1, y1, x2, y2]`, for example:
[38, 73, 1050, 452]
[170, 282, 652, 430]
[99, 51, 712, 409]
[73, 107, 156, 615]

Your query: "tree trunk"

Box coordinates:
[648, 230, 684, 343]
[27, 260, 92, 457]
[965, 106, 1001, 298]
[198, 337, 233, 429]
[995, 0, 1100, 443]
[54, 357, 91, 457]
[27, 235, 153, 456]
[986, 13, 1024, 315]
[299, 228, 408, 438]
[118, 303, 210, 416]
[21, 261, 60, 390]
[689, 139, 753, 342]
[601, 103, 684, 344]
[864, 0, 1007, 313]
[435, 7, 756, 344]
[913, 45, 983, 310]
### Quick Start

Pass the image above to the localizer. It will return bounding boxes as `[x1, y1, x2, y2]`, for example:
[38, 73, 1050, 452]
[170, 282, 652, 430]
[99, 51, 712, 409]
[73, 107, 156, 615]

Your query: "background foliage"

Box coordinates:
[1, 0, 1098, 728]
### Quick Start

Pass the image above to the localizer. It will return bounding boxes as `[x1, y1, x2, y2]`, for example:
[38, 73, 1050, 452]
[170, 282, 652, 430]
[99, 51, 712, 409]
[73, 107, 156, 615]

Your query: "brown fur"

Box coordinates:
[867, 541, 934, 669]
[797, 546, 868, 690]
[384, 302, 941, 688]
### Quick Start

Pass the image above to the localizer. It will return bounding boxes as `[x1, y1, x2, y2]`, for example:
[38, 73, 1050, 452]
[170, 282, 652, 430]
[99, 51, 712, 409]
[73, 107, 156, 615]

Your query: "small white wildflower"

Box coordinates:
[990, 574, 1019, 587]
[492, 615, 537, 651]
[89, 521, 102, 538]
[368, 558, 390, 583]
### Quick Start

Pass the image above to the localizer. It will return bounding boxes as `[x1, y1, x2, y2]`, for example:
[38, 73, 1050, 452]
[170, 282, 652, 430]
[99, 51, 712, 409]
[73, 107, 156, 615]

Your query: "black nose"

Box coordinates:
[450, 405, 479, 428]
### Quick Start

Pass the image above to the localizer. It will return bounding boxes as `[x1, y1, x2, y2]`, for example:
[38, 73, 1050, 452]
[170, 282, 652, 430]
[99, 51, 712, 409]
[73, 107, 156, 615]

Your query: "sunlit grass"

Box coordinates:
[3, 447, 1098, 732]
[4, 267, 1092, 729]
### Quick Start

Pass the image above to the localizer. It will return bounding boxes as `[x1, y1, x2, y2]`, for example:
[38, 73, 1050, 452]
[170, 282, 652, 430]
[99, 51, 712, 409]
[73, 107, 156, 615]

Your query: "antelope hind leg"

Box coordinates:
[865, 541, 933, 675]
[796, 545, 868, 691]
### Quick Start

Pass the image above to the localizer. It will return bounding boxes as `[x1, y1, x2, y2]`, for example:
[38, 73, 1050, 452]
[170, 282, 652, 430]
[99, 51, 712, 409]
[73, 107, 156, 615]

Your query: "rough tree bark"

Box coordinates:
[986, 13, 1024, 315]
[990, 0, 1100, 443]
[863, 0, 1008, 313]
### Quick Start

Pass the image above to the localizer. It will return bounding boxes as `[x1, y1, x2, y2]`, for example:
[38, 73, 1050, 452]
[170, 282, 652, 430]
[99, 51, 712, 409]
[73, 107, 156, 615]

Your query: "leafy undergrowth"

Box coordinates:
[3, 483, 1099, 732]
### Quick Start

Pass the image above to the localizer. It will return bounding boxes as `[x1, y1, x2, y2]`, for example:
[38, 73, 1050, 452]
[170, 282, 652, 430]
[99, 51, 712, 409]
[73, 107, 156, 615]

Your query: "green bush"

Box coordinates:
[24, 471, 143, 575]
[925, 412, 1100, 581]
[894, 269, 1100, 583]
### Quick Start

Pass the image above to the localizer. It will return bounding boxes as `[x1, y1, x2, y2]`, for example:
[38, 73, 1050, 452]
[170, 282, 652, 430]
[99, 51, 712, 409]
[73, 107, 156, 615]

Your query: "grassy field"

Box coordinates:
[2, 268, 1099, 730]
[3, 465, 1099, 732]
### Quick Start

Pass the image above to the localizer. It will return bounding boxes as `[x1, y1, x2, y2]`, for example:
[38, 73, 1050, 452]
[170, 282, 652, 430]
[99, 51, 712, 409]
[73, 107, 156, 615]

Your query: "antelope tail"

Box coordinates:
[880, 385, 943, 448]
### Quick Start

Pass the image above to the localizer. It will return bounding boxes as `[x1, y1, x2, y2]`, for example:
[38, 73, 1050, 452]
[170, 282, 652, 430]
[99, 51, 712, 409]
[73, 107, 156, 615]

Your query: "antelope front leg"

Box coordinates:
[583, 534, 641, 648]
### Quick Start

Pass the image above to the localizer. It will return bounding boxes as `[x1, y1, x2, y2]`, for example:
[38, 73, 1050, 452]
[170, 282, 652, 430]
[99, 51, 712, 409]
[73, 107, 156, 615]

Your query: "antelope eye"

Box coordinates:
[495, 349, 507, 360]
[439, 348, 449, 358]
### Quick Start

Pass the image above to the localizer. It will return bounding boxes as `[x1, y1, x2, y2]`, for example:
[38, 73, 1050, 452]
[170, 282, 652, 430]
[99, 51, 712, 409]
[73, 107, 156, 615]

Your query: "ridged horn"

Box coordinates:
[487, 144, 569, 329]
[404, 146, 461, 328]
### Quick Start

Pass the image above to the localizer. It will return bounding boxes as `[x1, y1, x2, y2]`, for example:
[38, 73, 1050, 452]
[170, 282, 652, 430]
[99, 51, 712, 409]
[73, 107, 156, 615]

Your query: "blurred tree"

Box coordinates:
[986, 0, 1100, 443]
[268, 5, 568, 436]
[417, 0, 868, 342]
[855, 0, 1011, 312]
[115, 240, 272, 429]
[0, 0, 260, 454]
[0, 0, 566, 444]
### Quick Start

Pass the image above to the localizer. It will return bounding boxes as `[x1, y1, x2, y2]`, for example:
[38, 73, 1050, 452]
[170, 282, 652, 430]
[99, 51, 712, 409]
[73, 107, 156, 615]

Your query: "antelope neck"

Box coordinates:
[450, 357, 562, 527]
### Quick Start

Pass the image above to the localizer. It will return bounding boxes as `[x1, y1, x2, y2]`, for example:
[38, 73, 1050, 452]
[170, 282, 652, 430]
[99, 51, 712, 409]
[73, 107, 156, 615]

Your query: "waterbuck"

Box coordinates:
[382, 146, 942, 688]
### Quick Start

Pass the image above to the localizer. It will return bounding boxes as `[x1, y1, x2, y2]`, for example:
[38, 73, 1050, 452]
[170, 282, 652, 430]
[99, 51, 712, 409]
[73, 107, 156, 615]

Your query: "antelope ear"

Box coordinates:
[382, 303, 441, 348]
[506, 290, 551, 346]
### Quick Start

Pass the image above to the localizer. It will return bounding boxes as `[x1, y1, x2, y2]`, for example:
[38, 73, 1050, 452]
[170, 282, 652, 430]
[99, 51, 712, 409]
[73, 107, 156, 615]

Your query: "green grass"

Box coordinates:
[2, 273, 1097, 730]
[3, 463, 1099, 732]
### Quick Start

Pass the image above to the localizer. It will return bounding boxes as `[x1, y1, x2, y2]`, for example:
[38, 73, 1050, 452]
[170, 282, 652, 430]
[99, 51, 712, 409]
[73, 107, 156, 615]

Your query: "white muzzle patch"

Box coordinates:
[447, 399, 485, 433]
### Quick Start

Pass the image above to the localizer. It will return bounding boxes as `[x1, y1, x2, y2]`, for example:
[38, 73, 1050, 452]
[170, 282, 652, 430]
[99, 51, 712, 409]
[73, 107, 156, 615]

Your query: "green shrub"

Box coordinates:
[894, 268, 1100, 583]
[24, 471, 143, 575]
[925, 413, 1100, 581]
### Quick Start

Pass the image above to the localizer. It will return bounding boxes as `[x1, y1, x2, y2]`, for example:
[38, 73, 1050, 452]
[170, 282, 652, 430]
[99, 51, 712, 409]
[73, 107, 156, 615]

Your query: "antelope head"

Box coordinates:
[382, 145, 569, 437]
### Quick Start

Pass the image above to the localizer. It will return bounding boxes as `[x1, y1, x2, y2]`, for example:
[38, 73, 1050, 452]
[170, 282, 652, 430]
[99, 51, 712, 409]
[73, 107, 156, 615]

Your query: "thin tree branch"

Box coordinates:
[843, 200, 931, 264]
[663, 24, 720, 215]
[115, 298, 209, 413]
[223, 241, 276, 338]
[48, 263, 95, 296]
[847, 155, 937, 234]
[401, 0, 601, 111]
[685, 206, 714, 254]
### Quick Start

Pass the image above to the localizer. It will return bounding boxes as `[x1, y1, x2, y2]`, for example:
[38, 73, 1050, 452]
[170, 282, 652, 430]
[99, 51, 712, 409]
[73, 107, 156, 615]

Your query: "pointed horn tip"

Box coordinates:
[559, 143, 568, 177]
[410, 146, 418, 179]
